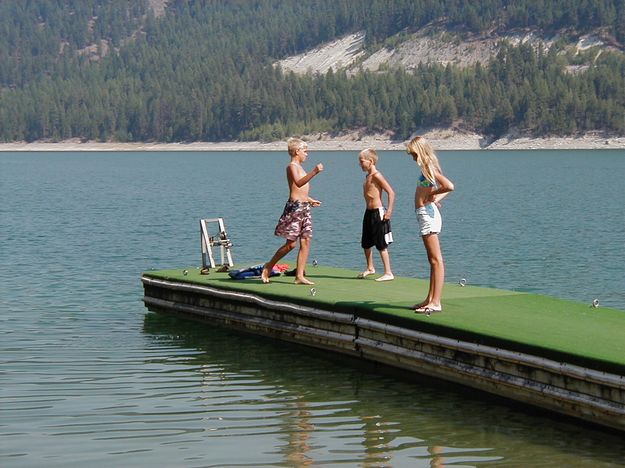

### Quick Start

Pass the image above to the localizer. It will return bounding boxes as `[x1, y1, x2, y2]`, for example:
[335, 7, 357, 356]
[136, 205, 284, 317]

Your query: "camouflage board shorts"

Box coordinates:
[274, 200, 312, 240]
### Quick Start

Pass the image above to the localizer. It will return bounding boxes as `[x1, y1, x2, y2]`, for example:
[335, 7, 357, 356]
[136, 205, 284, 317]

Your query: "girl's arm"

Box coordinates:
[431, 171, 454, 204]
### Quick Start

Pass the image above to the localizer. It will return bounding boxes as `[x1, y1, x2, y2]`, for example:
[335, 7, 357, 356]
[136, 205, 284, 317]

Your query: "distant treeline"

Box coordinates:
[1, 0, 624, 142]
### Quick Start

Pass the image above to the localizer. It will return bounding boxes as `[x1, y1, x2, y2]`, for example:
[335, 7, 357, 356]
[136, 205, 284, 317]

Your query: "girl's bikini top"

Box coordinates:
[418, 172, 437, 188]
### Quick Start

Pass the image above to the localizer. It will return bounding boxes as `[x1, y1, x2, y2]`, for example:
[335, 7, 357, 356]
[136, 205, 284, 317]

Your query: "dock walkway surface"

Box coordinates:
[142, 265, 625, 431]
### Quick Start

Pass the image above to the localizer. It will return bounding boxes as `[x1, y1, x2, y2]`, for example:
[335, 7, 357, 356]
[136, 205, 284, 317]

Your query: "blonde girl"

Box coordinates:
[406, 136, 455, 313]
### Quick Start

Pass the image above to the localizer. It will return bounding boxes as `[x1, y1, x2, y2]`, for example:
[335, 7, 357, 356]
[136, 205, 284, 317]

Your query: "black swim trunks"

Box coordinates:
[361, 207, 393, 251]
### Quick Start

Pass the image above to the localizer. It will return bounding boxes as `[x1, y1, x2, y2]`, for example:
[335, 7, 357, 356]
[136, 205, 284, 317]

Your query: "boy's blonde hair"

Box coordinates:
[287, 137, 307, 157]
[359, 148, 378, 164]
[406, 136, 441, 183]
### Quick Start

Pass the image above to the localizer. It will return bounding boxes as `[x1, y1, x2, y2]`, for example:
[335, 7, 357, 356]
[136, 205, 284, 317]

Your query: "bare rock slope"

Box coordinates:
[276, 28, 619, 74]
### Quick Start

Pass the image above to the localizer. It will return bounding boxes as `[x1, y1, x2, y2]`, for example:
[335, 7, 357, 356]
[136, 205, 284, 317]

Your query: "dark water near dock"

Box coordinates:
[1, 150, 624, 466]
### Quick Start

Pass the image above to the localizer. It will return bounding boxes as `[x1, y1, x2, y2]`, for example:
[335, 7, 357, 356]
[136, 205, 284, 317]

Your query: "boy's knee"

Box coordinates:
[283, 240, 296, 251]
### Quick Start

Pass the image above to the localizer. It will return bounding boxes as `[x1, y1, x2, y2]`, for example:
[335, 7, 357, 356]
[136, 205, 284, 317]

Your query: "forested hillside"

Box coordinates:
[0, 0, 624, 142]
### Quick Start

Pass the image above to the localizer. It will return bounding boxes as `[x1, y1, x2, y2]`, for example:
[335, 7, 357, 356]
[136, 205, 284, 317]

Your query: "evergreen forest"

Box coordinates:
[0, 0, 624, 142]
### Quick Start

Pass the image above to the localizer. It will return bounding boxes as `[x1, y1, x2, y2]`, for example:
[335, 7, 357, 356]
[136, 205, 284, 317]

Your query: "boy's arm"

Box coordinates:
[289, 163, 324, 188]
[374, 173, 395, 220]
[307, 196, 321, 207]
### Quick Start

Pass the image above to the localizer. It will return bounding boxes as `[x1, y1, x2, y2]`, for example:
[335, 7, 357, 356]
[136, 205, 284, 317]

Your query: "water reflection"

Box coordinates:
[143, 312, 625, 466]
[284, 398, 314, 466]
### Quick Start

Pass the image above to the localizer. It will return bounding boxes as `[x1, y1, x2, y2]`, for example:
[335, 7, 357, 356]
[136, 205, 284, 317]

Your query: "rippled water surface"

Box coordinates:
[1, 150, 624, 466]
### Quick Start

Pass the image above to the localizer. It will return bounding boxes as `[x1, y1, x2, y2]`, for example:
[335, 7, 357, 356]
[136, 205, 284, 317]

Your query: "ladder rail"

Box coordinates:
[200, 218, 234, 270]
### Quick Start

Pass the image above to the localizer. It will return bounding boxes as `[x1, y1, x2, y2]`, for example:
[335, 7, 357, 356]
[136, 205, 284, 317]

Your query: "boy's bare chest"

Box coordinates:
[363, 178, 381, 197]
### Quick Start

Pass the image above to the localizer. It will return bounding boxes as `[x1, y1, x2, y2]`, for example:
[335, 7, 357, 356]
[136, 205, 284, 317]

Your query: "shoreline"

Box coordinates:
[1, 133, 624, 152]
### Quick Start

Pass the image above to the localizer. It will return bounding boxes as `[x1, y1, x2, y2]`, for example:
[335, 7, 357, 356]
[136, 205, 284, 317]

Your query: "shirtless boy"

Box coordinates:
[358, 148, 395, 281]
[261, 138, 323, 285]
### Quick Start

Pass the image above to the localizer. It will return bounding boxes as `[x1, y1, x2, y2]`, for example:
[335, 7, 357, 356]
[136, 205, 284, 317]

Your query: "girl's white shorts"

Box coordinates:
[416, 203, 442, 236]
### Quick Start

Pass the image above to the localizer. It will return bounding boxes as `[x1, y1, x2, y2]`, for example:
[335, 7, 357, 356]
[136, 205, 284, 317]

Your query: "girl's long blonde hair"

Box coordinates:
[406, 136, 441, 183]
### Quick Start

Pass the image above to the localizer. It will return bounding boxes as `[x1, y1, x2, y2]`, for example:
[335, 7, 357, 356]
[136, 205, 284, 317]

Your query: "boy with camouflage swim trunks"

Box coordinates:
[262, 138, 324, 285]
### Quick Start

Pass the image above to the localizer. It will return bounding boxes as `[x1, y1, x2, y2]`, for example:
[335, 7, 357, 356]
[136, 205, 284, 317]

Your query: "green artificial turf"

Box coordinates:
[143, 264, 625, 374]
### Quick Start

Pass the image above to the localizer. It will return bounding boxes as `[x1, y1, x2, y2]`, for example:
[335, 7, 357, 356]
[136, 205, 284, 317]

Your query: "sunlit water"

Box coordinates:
[1, 150, 624, 466]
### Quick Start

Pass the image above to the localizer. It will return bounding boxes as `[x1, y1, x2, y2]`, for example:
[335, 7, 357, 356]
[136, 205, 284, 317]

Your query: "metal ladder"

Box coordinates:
[200, 218, 234, 273]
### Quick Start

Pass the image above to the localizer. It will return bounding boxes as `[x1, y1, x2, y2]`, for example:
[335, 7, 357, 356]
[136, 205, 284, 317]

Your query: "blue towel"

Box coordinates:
[228, 264, 279, 280]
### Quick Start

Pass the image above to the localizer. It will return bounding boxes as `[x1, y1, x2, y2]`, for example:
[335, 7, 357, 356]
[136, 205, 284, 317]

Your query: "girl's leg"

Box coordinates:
[262, 239, 296, 283]
[417, 234, 444, 309]
[295, 237, 314, 285]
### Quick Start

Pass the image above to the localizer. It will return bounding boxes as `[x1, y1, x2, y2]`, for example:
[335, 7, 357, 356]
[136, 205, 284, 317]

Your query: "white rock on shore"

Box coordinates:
[1, 132, 624, 152]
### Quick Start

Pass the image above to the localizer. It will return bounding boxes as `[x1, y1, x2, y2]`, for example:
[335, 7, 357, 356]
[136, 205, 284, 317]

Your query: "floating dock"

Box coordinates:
[142, 265, 625, 432]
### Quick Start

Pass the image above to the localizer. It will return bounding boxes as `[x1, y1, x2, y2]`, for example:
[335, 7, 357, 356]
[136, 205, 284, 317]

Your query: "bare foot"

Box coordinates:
[294, 277, 315, 285]
[375, 273, 394, 282]
[261, 266, 271, 283]
[357, 268, 375, 279]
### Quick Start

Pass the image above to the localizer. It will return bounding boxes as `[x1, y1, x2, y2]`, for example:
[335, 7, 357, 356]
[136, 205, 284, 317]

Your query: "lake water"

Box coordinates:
[1, 150, 624, 466]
